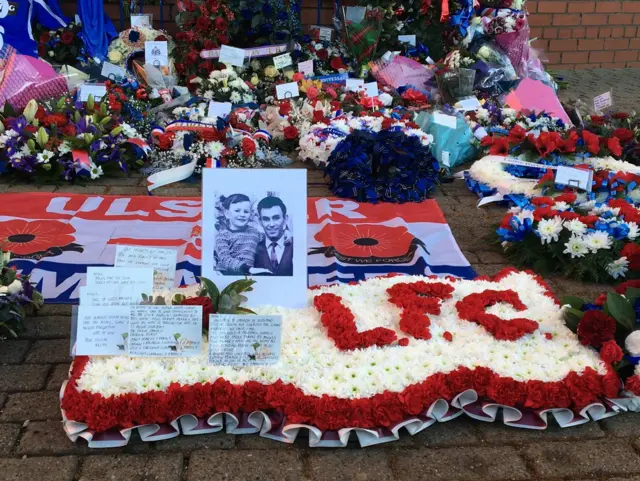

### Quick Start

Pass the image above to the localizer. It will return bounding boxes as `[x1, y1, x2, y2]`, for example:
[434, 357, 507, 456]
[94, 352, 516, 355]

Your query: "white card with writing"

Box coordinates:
[78, 84, 106, 102]
[313, 26, 333, 42]
[363, 81, 379, 98]
[101, 62, 127, 81]
[398, 34, 416, 46]
[145, 41, 168, 67]
[207, 101, 232, 120]
[593, 91, 612, 112]
[298, 59, 313, 76]
[79, 286, 141, 306]
[457, 96, 482, 112]
[131, 13, 152, 27]
[208, 314, 282, 366]
[86, 267, 153, 303]
[75, 305, 131, 355]
[433, 112, 458, 129]
[555, 166, 593, 192]
[129, 305, 203, 357]
[273, 53, 293, 69]
[346, 78, 365, 92]
[276, 82, 300, 100]
[114, 246, 177, 292]
[219, 45, 246, 67]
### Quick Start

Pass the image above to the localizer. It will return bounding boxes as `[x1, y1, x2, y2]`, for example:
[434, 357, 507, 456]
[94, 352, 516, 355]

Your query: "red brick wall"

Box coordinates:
[528, 0, 640, 69]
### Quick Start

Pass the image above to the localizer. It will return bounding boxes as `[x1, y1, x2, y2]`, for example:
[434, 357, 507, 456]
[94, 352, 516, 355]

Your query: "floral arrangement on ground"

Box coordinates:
[62, 269, 635, 445]
[496, 194, 639, 282]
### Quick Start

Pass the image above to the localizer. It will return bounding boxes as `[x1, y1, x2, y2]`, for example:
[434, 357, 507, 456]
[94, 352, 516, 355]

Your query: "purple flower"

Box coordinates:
[9, 116, 27, 131]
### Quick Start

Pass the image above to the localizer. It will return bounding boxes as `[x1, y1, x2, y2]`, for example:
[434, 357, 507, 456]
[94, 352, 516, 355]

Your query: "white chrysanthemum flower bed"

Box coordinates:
[76, 271, 604, 399]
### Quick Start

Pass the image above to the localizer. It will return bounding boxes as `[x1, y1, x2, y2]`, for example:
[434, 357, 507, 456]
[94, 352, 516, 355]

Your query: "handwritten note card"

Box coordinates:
[593, 91, 612, 113]
[145, 41, 168, 67]
[129, 305, 202, 357]
[208, 101, 232, 120]
[273, 53, 293, 69]
[79, 286, 140, 306]
[555, 166, 593, 192]
[298, 59, 313, 76]
[75, 306, 130, 355]
[101, 62, 127, 81]
[131, 13, 152, 27]
[86, 267, 153, 303]
[208, 315, 282, 366]
[275, 82, 299, 100]
[114, 246, 177, 291]
[219, 45, 246, 67]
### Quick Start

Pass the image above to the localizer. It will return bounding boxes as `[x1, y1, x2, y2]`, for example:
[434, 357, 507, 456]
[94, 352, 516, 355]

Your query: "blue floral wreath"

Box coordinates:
[324, 129, 439, 204]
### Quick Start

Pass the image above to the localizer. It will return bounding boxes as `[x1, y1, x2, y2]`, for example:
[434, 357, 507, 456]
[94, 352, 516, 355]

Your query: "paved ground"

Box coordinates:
[1, 69, 640, 481]
[556, 68, 640, 111]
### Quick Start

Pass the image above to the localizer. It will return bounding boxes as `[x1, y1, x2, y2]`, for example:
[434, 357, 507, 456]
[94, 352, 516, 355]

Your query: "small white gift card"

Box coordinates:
[398, 34, 416, 46]
[363, 81, 378, 98]
[219, 45, 246, 67]
[457, 96, 482, 112]
[273, 53, 293, 69]
[346, 78, 365, 92]
[276, 82, 300, 100]
[313, 25, 333, 42]
[78, 84, 107, 102]
[433, 112, 458, 129]
[593, 91, 612, 113]
[208, 101, 232, 120]
[555, 166, 593, 192]
[101, 62, 126, 81]
[145, 41, 168, 67]
[298, 59, 313, 76]
[131, 13, 152, 28]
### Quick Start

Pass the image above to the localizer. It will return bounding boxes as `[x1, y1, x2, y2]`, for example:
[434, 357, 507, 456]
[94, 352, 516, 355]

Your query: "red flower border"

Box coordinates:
[62, 268, 623, 434]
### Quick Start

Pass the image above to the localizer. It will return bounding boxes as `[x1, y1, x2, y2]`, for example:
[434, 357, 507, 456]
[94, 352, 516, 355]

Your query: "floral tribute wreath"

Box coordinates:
[61, 269, 635, 449]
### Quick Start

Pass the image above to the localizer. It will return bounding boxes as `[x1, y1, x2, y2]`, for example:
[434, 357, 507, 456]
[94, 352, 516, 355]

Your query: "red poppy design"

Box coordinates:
[314, 224, 415, 259]
[0, 219, 77, 256]
[507, 125, 526, 145]
[489, 137, 509, 156]
[582, 130, 601, 155]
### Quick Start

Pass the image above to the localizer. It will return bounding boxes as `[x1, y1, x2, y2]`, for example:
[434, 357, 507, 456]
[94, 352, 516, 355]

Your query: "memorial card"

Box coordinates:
[79, 286, 140, 306]
[114, 245, 177, 291]
[129, 305, 203, 357]
[75, 305, 131, 355]
[145, 41, 168, 67]
[78, 84, 106, 102]
[219, 45, 246, 67]
[201, 169, 308, 308]
[208, 314, 282, 366]
[86, 267, 153, 303]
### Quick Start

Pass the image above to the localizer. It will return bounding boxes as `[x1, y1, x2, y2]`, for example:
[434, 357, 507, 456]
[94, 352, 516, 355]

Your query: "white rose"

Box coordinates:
[625, 331, 640, 356]
[7, 279, 22, 294]
[378, 93, 393, 106]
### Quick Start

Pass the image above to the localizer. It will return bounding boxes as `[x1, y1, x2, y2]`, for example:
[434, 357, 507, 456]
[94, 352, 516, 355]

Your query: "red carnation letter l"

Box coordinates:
[387, 282, 455, 340]
[455, 289, 538, 341]
[313, 293, 397, 350]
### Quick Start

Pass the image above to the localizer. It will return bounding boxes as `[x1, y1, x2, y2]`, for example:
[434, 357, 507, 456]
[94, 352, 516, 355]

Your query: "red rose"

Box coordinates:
[330, 56, 347, 71]
[61, 31, 74, 45]
[615, 279, 640, 296]
[626, 375, 640, 395]
[60, 124, 76, 136]
[283, 125, 299, 140]
[180, 296, 214, 330]
[589, 115, 605, 126]
[607, 136, 622, 156]
[621, 243, 640, 270]
[613, 128, 634, 143]
[23, 125, 36, 134]
[316, 48, 329, 61]
[43, 113, 67, 127]
[487, 376, 525, 406]
[199, 129, 225, 142]
[196, 16, 211, 31]
[613, 112, 630, 120]
[39, 32, 50, 43]
[214, 16, 227, 30]
[218, 34, 229, 44]
[577, 310, 616, 347]
[279, 101, 291, 116]
[156, 132, 175, 150]
[600, 340, 623, 364]
[582, 130, 601, 155]
[185, 50, 199, 66]
[203, 39, 216, 50]
[312, 110, 328, 124]
[241, 137, 256, 157]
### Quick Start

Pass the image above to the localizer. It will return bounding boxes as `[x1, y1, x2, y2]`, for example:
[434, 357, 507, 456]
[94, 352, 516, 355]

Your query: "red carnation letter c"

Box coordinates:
[455, 289, 538, 341]
[386, 282, 455, 340]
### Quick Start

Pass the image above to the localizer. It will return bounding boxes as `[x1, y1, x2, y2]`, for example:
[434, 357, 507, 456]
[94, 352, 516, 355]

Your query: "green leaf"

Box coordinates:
[235, 306, 256, 314]
[174, 333, 181, 340]
[110, 126, 123, 136]
[606, 292, 636, 332]
[564, 307, 584, 334]
[199, 277, 220, 306]
[561, 295, 585, 310]
[624, 287, 640, 304]
[87, 94, 95, 111]
[219, 294, 234, 312]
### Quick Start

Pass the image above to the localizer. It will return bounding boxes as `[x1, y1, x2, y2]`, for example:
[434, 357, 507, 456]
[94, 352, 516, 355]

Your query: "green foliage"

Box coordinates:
[606, 292, 636, 332]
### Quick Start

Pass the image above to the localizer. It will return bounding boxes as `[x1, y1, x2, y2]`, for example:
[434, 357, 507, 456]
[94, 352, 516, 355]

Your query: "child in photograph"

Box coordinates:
[214, 194, 273, 276]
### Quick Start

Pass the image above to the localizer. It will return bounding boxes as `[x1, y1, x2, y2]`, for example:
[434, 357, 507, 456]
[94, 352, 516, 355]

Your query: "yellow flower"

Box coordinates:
[264, 65, 278, 78]
[284, 69, 294, 81]
[108, 50, 123, 63]
[251, 76, 260, 86]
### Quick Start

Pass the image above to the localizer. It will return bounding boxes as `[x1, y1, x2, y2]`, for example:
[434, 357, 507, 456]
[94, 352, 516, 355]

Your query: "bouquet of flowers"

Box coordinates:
[0, 251, 43, 339]
[480, 9, 528, 35]
[583, 112, 640, 166]
[561, 281, 640, 399]
[496, 194, 639, 282]
[107, 27, 174, 69]
[194, 68, 256, 105]
[0, 97, 145, 182]
[297, 40, 353, 76]
[105, 80, 163, 137]
[174, 0, 235, 82]
[324, 126, 438, 203]
[35, 21, 92, 68]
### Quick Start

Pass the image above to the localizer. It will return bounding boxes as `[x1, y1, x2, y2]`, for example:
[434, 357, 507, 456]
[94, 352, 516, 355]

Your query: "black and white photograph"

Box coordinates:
[202, 169, 308, 308]
[213, 192, 293, 277]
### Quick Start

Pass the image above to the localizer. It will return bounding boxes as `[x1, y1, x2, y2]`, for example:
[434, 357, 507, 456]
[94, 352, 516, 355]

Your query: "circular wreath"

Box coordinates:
[324, 129, 439, 203]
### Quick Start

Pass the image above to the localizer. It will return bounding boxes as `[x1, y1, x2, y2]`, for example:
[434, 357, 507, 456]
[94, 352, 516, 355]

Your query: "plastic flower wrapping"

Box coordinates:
[0, 250, 43, 339]
[194, 68, 256, 105]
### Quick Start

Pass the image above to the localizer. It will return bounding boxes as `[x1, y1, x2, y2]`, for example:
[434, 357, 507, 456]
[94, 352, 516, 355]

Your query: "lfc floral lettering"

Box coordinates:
[314, 277, 538, 349]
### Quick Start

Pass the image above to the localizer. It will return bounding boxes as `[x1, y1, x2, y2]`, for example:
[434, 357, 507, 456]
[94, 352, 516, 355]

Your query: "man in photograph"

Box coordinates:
[253, 196, 293, 276]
